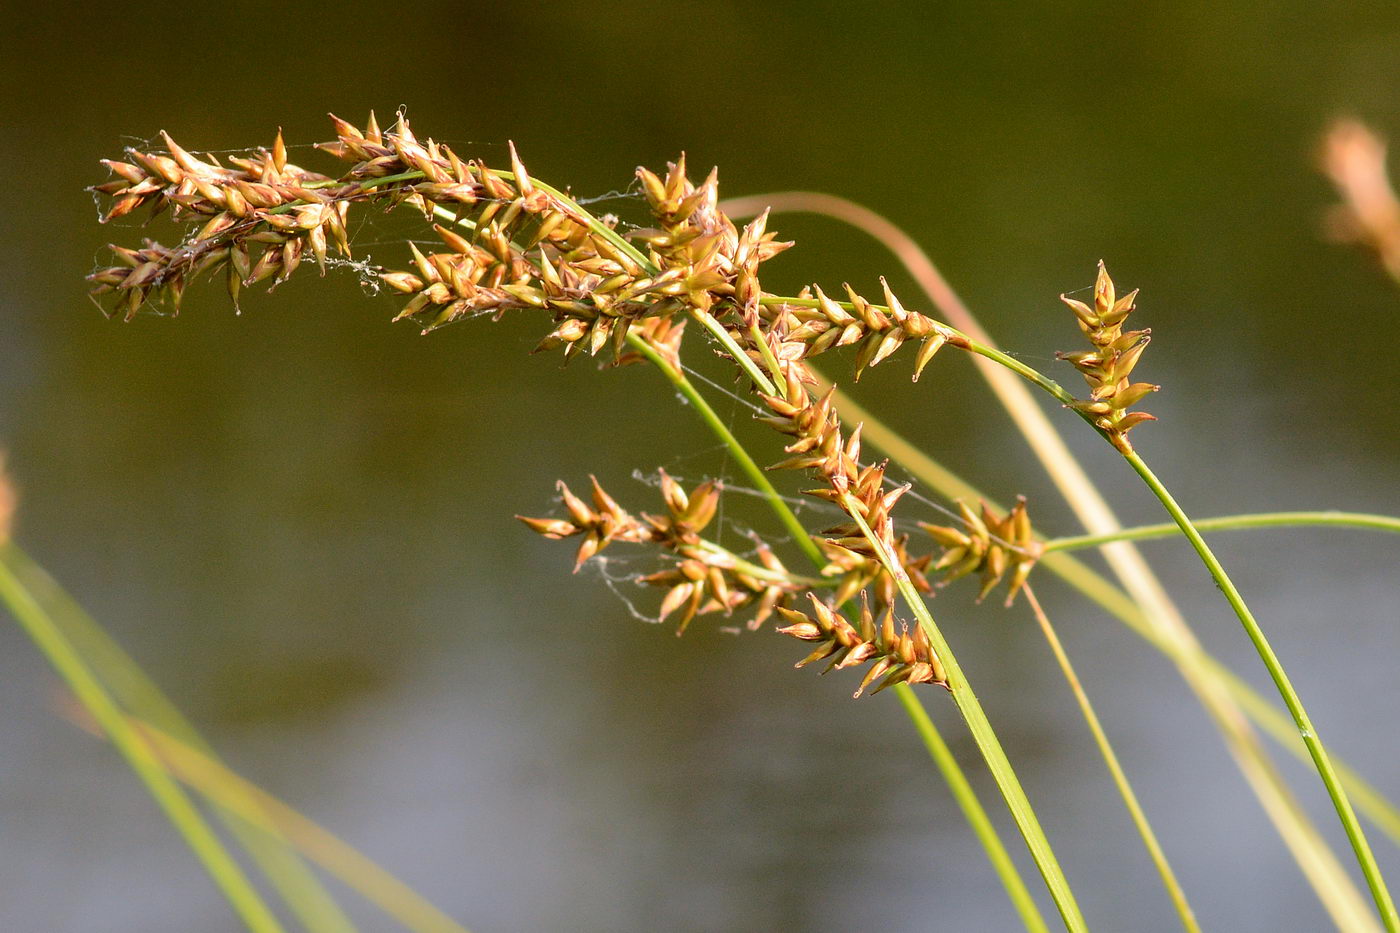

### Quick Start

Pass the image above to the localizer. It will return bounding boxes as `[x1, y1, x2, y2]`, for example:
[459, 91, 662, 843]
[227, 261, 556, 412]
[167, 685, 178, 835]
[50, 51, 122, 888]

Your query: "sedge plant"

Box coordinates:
[76, 112, 1400, 930]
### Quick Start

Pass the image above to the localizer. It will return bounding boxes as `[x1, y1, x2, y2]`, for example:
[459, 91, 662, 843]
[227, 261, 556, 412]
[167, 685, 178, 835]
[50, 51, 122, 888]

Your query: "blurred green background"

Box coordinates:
[3, 1, 1400, 930]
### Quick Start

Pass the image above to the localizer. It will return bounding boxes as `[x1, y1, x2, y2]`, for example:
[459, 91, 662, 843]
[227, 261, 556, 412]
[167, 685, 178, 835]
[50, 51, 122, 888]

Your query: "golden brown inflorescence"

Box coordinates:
[920, 498, 1042, 607]
[776, 593, 948, 697]
[91, 114, 1062, 695]
[1056, 262, 1158, 453]
[516, 472, 803, 635]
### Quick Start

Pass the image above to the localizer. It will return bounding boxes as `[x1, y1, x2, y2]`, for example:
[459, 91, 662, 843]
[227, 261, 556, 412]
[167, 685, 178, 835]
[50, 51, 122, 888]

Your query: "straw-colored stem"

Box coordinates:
[841, 498, 1087, 932]
[1122, 451, 1399, 931]
[1021, 585, 1199, 932]
[0, 552, 286, 933]
[1045, 511, 1400, 552]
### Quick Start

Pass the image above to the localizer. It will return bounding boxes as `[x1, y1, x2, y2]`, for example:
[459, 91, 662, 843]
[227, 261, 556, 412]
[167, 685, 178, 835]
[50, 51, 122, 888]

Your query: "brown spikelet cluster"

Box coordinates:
[90, 116, 1067, 698]
[516, 472, 801, 634]
[776, 594, 948, 697]
[755, 365, 934, 614]
[920, 498, 1042, 606]
[88, 114, 968, 389]
[1056, 262, 1158, 453]
[88, 114, 808, 358]
[751, 279, 959, 384]
[87, 128, 343, 317]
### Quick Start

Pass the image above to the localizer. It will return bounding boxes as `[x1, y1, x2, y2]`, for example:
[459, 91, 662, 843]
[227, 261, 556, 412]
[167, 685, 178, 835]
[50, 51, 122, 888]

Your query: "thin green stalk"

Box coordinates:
[130, 719, 471, 933]
[690, 309, 779, 396]
[691, 539, 826, 589]
[622, 332, 1051, 932]
[0, 552, 286, 933]
[1021, 585, 1199, 932]
[892, 686, 1050, 933]
[1123, 452, 1399, 931]
[1046, 511, 1400, 553]
[623, 333, 819, 564]
[842, 499, 1087, 932]
[2, 544, 356, 933]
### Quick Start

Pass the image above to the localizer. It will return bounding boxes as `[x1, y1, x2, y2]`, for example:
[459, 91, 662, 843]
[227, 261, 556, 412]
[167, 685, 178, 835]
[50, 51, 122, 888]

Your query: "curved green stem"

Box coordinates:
[0, 549, 286, 933]
[842, 501, 1087, 932]
[1046, 511, 1400, 553]
[1022, 586, 1199, 932]
[1123, 452, 1399, 931]
[832, 380, 1400, 848]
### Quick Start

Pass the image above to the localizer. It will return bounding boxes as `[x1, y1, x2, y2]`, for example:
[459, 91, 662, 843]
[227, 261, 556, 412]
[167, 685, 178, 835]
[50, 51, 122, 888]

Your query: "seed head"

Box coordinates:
[1056, 263, 1157, 453]
[920, 497, 1042, 606]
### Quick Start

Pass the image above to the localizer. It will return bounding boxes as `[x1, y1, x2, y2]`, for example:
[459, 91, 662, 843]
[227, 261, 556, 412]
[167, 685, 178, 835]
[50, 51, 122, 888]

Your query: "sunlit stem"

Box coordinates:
[1045, 511, 1400, 552]
[841, 497, 1087, 933]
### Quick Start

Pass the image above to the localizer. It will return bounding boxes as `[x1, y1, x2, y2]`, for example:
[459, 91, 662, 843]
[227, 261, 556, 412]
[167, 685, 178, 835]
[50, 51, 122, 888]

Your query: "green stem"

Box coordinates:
[622, 332, 1050, 932]
[1022, 586, 1199, 932]
[1046, 511, 1400, 553]
[0, 551, 286, 933]
[2, 544, 355, 933]
[1122, 452, 1399, 931]
[690, 309, 779, 397]
[893, 686, 1050, 933]
[842, 499, 1087, 932]
[623, 333, 820, 564]
[690, 540, 826, 589]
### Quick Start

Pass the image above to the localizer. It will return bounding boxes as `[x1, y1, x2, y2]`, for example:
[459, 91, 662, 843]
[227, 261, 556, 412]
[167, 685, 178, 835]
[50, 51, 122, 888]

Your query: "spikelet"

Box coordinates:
[517, 472, 801, 634]
[920, 497, 1042, 606]
[775, 593, 947, 697]
[1056, 263, 1158, 453]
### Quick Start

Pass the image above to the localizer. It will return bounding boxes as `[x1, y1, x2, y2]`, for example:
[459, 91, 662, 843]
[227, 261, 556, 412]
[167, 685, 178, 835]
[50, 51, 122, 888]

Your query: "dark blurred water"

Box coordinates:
[3, 1, 1400, 930]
